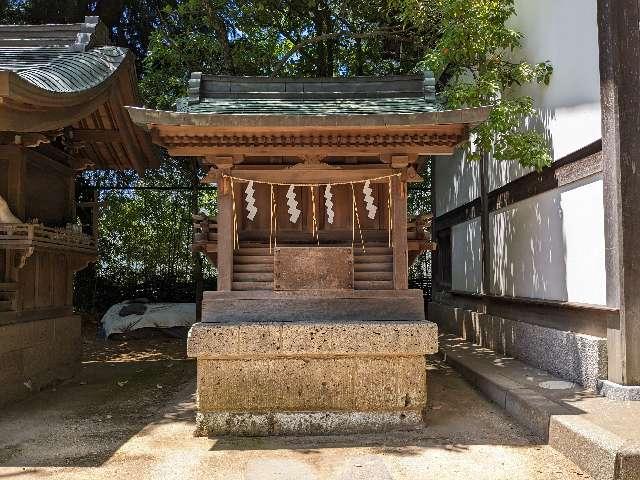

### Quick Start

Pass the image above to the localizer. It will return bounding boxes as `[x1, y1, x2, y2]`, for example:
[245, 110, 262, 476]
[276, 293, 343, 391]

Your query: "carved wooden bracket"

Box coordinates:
[14, 247, 34, 269]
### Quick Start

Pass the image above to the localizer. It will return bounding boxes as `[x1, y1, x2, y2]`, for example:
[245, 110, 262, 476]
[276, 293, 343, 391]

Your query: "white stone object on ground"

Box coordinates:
[100, 302, 196, 337]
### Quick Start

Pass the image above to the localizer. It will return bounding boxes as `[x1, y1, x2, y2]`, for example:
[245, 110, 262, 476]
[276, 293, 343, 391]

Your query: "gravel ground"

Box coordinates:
[0, 330, 591, 479]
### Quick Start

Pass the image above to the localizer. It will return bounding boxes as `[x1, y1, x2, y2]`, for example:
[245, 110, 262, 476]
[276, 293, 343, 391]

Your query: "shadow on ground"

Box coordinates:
[0, 331, 195, 468]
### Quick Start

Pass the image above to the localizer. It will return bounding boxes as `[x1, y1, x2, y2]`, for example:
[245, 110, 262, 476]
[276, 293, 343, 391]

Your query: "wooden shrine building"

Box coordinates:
[0, 17, 157, 404]
[128, 73, 488, 435]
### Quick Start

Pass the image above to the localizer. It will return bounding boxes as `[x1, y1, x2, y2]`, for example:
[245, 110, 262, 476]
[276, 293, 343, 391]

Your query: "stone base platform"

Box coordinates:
[194, 410, 423, 437]
[187, 307, 438, 436]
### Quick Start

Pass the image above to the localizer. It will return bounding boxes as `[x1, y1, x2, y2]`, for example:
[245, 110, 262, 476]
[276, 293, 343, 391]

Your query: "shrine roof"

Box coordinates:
[178, 72, 439, 115]
[0, 17, 158, 172]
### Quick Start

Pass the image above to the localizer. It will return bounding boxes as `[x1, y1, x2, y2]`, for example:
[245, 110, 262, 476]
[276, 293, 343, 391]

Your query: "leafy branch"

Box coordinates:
[403, 0, 554, 170]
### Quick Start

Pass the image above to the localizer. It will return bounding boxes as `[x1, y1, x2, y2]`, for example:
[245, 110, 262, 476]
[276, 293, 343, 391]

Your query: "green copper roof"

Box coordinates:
[0, 16, 126, 94]
[13, 46, 128, 93]
[179, 72, 440, 115]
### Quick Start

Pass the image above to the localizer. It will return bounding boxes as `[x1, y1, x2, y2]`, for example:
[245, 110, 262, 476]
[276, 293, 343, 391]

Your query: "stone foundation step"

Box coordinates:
[439, 335, 640, 480]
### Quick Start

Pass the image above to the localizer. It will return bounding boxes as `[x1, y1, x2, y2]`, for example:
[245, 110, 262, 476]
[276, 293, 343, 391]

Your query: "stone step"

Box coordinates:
[439, 335, 640, 480]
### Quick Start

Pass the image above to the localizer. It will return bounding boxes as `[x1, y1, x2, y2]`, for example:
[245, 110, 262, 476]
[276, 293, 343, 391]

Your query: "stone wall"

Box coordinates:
[428, 302, 607, 390]
[0, 316, 81, 405]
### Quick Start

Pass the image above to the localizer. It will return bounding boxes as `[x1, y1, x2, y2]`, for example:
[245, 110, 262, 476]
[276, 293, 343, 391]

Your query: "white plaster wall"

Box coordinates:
[488, 0, 602, 190]
[490, 174, 606, 304]
[452, 217, 483, 293]
[434, 150, 480, 216]
[437, 0, 606, 305]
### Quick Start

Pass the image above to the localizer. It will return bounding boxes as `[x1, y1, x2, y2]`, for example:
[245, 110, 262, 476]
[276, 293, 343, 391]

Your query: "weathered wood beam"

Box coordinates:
[217, 167, 398, 185]
[216, 175, 234, 292]
[165, 145, 458, 157]
[598, 0, 640, 385]
[70, 128, 122, 143]
[392, 176, 408, 290]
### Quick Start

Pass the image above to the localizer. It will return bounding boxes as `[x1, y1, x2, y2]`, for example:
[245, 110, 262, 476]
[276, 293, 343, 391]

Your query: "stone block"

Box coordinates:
[190, 293, 434, 436]
[195, 410, 423, 437]
[188, 321, 438, 358]
[197, 355, 427, 413]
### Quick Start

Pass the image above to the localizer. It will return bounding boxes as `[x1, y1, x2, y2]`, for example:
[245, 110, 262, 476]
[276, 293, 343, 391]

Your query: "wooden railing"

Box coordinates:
[192, 214, 217, 246]
[0, 223, 96, 252]
[407, 213, 433, 241]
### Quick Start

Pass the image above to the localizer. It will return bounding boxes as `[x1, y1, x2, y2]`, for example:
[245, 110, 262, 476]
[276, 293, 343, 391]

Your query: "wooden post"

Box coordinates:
[479, 152, 491, 295]
[598, 0, 640, 385]
[392, 175, 408, 290]
[217, 176, 234, 292]
[4, 146, 26, 220]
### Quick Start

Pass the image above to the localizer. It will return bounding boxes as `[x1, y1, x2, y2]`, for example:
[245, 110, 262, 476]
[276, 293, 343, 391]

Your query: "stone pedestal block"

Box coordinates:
[187, 313, 438, 436]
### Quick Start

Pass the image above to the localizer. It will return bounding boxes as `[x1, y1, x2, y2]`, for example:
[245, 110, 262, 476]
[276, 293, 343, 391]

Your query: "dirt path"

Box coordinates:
[0, 334, 590, 479]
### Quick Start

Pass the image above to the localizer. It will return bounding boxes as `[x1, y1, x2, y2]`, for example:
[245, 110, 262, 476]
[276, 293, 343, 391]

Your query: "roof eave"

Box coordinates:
[125, 105, 491, 130]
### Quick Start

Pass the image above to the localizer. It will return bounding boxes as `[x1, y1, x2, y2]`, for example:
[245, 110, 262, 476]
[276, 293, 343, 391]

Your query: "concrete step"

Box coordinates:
[439, 335, 640, 480]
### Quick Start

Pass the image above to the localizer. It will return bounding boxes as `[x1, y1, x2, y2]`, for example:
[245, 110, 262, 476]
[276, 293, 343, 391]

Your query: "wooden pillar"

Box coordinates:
[392, 175, 408, 290]
[479, 152, 491, 295]
[598, 0, 640, 385]
[217, 176, 234, 292]
[4, 146, 26, 220]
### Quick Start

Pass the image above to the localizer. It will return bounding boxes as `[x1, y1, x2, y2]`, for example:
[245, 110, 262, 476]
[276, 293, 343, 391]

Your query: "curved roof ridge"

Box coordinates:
[14, 46, 128, 93]
[0, 16, 109, 71]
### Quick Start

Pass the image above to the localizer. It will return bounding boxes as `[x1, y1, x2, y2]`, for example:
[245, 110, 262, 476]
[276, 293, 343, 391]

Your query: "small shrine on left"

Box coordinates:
[0, 16, 158, 404]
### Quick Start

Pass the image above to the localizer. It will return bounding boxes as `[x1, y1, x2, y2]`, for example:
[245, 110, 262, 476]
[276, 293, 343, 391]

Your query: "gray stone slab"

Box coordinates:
[188, 320, 438, 358]
[195, 411, 422, 437]
[430, 302, 607, 389]
[440, 336, 640, 480]
[598, 380, 640, 401]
